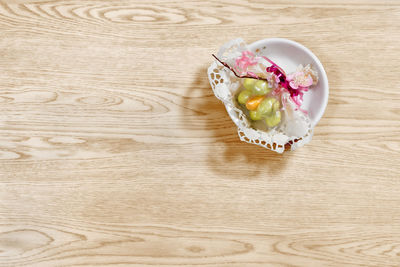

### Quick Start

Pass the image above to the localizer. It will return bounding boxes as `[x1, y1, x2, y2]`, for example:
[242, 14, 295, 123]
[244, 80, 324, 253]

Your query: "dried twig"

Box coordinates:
[212, 54, 269, 82]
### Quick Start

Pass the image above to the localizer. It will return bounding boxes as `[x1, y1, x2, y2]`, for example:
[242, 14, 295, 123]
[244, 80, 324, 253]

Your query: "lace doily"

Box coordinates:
[207, 39, 313, 153]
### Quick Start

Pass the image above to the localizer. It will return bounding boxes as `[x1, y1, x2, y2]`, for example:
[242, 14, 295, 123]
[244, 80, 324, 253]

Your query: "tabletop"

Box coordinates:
[1, 0, 400, 266]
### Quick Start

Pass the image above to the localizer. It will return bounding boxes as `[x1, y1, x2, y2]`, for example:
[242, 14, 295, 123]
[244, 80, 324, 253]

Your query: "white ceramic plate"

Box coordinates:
[227, 38, 329, 127]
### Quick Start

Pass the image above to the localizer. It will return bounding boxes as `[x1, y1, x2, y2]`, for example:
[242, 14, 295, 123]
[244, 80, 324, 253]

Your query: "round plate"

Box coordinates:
[246, 38, 329, 127]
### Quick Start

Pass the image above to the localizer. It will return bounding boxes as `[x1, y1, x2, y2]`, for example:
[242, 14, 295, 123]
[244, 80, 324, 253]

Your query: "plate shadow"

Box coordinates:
[182, 67, 292, 180]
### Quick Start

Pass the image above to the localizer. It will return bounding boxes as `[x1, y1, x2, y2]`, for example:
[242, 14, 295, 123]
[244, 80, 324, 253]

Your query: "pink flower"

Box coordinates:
[234, 51, 258, 74]
[287, 71, 313, 89]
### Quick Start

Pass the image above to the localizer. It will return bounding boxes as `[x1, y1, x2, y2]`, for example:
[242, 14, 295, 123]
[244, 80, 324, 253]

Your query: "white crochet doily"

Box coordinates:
[207, 38, 313, 153]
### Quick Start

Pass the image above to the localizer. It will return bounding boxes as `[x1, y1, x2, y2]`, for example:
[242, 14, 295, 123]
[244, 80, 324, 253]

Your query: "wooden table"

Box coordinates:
[1, 0, 399, 266]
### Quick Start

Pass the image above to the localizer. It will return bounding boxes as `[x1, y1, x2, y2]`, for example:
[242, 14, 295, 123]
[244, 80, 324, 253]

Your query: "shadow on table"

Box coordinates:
[182, 67, 291, 179]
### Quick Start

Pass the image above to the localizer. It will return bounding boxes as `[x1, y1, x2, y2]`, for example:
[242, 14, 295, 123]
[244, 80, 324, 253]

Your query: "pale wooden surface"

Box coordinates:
[0, 0, 400, 266]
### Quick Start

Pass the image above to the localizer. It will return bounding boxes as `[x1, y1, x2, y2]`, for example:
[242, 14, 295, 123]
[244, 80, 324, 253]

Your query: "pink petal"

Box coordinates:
[286, 73, 295, 81]
[302, 76, 313, 87]
[243, 50, 255, 57]
[234, 51, 259, 73]
[289, 81, 299, 89]
[247, 71, 258, 78]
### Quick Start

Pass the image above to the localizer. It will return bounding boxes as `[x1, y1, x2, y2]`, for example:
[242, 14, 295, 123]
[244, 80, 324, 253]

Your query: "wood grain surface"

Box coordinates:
[1, 0, 400, 266]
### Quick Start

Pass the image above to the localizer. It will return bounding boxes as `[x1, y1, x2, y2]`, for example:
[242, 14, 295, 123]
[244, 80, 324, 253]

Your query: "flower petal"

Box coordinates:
[289, 81, 299, 89]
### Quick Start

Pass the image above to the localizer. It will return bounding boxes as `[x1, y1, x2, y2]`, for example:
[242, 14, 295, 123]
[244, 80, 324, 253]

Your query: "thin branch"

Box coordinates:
[212, 54, 269, 82]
